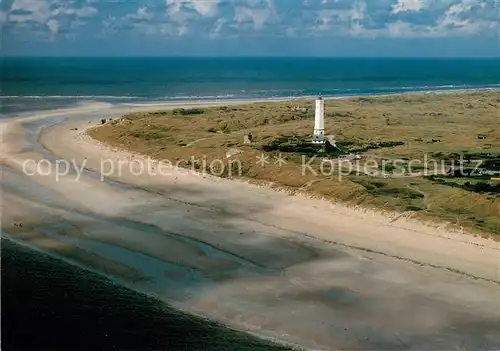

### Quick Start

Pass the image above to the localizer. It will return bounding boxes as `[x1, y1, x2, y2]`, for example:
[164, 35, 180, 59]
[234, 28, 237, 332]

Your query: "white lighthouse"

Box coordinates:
[312, 97, 325, 144]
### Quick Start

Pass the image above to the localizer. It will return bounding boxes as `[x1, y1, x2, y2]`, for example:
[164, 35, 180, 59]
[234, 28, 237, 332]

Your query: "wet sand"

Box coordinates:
[1, 239, 291, 351]
[1, 101, 500, 350]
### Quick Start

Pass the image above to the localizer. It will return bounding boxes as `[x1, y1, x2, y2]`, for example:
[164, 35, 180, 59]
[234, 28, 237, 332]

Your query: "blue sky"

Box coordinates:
[1, 0, 499, 56]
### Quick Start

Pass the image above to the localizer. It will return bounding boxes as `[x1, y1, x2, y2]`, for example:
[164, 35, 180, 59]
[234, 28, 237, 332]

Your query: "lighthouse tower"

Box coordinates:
[312, 97, 325, 144]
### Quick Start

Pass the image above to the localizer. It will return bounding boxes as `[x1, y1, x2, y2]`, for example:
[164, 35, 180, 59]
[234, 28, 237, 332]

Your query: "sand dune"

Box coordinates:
[2, 101, 500, 350]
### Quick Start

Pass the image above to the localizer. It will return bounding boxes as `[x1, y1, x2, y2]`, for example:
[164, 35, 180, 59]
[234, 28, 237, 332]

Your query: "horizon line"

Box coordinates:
[2, 55, 500, 59]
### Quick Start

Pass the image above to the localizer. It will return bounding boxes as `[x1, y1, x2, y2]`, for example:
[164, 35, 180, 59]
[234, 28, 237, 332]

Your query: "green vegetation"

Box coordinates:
[90, 90, 500, 237]
[260, 135, 342, 156]
[259, 135, 404, 156]
[346, 141, 405, 153]
[172, 108, 206, 116]
[426, 175, 500, 195]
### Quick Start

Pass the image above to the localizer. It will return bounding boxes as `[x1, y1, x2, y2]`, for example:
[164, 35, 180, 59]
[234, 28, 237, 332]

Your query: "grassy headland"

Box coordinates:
[89, 91, 500, 237]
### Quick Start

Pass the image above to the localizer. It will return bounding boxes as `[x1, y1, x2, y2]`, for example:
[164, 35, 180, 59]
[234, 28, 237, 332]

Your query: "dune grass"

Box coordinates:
[89, 91, 500, 238]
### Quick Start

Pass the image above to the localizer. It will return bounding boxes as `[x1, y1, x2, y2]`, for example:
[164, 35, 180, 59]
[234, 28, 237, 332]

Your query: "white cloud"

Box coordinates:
[231, 0, 279, 32]
[310, 0, 366, 34]
[351, 0, 366, 21]
[166, 0, 220, 17]
[3, 0, 499, 41]
[100, 5, 173, 37]
[429, 2, 484, 37]
[165, 0, 183, 16]
[164, 0, 210, 35]
[210, 17, 227, 38]
[190, 0, 220, 17]
[7, 0, 98, 39]
[234, 6, 272, 30]
[321, 0, 499, 38]
[46, 18, 59, 34]
[386, 1, 499, 38]
[52, 6, 99, 19]
[10, 0, 52, 22]
[178, 25, 189, 35]
[391, 0, 426, 14]
[439, 3, 473, 27]
[135, 6, 153, 21]
[125, 6, 153, 22]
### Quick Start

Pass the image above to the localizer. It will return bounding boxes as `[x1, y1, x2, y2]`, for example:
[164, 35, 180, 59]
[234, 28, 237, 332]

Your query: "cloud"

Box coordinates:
[166, 0, 221, 17]
[125, 6, 153, 22]
[5, 0, 99, 39]
[209, 17, 227, 37]
[9, 0, 52, 22]
[46, 18, 59, 34]
[308, 0, 499, 38]
[234, 6, 272, 30]
[189, 0, 220, 17]
[52, 6, 99, 19]
[2, 0, 499, 42]
[391, 0, 426, 14]
[101, 4, 175, 37]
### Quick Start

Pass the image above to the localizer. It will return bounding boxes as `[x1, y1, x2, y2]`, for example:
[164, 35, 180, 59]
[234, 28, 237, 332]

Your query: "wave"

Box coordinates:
[372, 83, 500, 91]
[0, 95, 143, 99]
[160, 94, 237, 100]
[2, 83, 499, 102]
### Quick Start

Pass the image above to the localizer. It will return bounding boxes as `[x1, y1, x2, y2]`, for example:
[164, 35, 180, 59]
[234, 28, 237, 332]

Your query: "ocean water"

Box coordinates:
[2, 57, 500, 115]
[1, 239, 292, 351]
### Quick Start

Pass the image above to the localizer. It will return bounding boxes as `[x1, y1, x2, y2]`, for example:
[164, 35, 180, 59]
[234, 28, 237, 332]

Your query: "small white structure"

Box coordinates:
[243, 133, 253, 145]
[312, 97, 325, 144]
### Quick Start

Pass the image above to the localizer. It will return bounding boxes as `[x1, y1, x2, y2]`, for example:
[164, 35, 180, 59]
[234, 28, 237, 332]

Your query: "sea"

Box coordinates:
[1, 57, 500, 350]
[1, 239, 292, 351]
[2, 57, 500, 115]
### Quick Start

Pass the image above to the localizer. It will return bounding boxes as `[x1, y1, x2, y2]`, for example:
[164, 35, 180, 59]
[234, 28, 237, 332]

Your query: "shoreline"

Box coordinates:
[57, 118, 500, 278]
[3, 86, 500, 118]
[3, 90, 499, 281]
[2, 90, 500, 350]
[36, 98, 500, 280]
[1, 238, 295, 351]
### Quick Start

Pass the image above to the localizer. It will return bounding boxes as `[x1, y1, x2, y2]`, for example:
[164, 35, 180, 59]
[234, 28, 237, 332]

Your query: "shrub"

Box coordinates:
[173, 108, 205, 116]
[336, 141, 355, 147]
[406, 206, 423, 211]
[473, 182, 491, 192]
[324, 140, 337, 153]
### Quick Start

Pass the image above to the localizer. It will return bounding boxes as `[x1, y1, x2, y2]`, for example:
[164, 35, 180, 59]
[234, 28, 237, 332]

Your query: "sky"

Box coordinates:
[1, 0, 499, 57]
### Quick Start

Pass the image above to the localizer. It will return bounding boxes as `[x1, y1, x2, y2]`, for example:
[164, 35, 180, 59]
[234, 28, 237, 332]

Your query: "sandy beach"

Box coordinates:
[2, 99, 500, 350]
